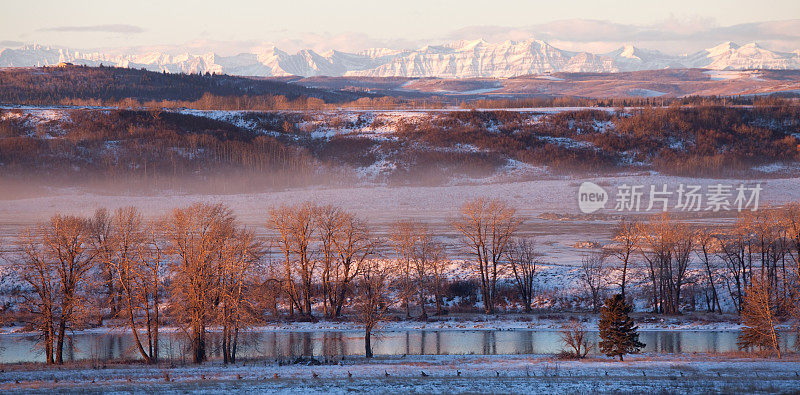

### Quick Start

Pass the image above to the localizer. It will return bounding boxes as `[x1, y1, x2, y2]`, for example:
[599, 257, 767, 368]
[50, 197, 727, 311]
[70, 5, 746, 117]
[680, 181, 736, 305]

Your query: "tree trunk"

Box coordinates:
[153, 298, 160, 363]
[222, 326, 230, 364]
[304, 287, 313, 317]
[434, 287, 443, 315]
[45, 329, 54, 365]
[193, 323, 206, 364]
[55, 318, 66, 364]
[365, 327, 373, 358]
[620, 261, 628, 299]
[418, 290, 427, 320]
[231, 326, 239, 364]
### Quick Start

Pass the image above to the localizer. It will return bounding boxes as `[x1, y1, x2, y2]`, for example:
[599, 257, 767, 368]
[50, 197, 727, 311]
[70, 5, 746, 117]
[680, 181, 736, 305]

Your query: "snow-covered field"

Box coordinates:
[1, 174, 798, 259]
[2, 355, 798, 394]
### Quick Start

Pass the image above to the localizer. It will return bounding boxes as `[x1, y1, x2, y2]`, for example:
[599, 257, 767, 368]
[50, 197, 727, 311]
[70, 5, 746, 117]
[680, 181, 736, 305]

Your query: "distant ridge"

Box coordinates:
[1, 39, 800, 78]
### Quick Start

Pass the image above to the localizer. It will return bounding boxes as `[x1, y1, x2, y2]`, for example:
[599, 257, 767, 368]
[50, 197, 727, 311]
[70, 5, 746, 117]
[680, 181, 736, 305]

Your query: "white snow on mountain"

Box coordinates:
[345, 39, 614, 77]
[604, 44, 685, 71]
[2, 40, 800, 78]
[686, 42, 800, 70]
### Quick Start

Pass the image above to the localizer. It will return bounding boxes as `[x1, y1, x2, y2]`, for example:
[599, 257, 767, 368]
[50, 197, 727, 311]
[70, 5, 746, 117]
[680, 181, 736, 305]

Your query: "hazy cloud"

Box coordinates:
[128, 33, 426, 56]
[445, 18, 800, 54]
[270, 32, 423, 54]
[38, 24, 144, 34]
[0, 40, 25, 47]
[20, 19, 800, 57]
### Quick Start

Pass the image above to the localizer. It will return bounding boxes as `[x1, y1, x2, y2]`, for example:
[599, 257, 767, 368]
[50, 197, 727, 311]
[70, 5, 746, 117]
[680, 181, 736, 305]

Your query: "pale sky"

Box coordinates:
[2, 0, 800, 54]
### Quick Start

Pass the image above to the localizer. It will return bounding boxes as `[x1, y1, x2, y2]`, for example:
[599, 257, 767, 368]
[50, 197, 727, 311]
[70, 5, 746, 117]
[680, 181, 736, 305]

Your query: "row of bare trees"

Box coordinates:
[10, 198, 544, 363]
[266, 198, 544, 321]
[16, 203, 263, 364]
[12, 199, 800, 364]
[588, 205, 800, 317]
[574, 206, 800, 357]
[267, 203, 375, 318]
[578, 205, 800, 356]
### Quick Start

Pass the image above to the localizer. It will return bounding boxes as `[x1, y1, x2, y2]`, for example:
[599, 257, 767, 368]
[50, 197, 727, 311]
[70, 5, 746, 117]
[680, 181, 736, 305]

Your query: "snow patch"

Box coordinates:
[627, 88, 666, 97]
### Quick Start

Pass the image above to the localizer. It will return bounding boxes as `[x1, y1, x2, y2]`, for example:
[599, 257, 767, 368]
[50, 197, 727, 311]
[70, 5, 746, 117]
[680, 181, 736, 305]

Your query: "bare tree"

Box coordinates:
[98, 207, 163, 364]
[163, 203, 236, 364]
[252, 252, 284, 318]
[608, 219, 638, 298]
[267, 203, 316, 317]
[782, 203, 800, 346]
[741, 208, 790, 313]
[16, 229, 57, 364]
[504, 237, 540, 312]
[354, 259, 392, 358]
[637, 214, 693, 314]
[315, 205, 343, 318]
[267, 202, 373, 319]
[90, 208, 117, 319]
[390, 221, 416, 318]
[428, 241, 448, 316]
[718, 223, 751, 313]
[580, 251, 607, 313]
[453, 198, 521, 314]
[268, 205, 301, 316]
[411, 224, 442, 320]
[559, 320, 590, 358]
[696, 228, 723, 313]
[782, 203, 800, 286]
[328, 210, 373, 318]
[391, 220, 445, 320]
[51, 216, 97, 364]
[135, 224, 165, 364]
[218, 228, 263, 364]
[35, 215, 97, 364]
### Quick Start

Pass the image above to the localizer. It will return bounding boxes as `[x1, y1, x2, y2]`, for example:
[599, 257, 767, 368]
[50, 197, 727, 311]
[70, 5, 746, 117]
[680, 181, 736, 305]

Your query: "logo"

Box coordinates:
[578, 182, 608, 213]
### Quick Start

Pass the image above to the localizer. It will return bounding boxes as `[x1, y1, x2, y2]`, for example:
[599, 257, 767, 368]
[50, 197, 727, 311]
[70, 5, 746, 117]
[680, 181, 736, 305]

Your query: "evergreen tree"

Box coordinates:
[737, 276, 781, 358]
[598, 294, 644, 361]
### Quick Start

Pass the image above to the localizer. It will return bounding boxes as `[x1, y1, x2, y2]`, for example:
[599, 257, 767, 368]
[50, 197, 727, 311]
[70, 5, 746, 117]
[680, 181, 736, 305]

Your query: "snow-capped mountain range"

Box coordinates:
[1, 39, 799, 78]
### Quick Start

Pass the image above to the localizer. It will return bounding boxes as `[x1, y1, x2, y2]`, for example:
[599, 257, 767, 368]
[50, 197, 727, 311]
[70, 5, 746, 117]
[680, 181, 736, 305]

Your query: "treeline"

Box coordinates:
[396, 103, 800, 175]
[6, 198, 800, 364]
[459, 95, 794, 110]
[0, 108, 322, 190]
[0, 65, 360, 105]
[60, 93, 411, 112]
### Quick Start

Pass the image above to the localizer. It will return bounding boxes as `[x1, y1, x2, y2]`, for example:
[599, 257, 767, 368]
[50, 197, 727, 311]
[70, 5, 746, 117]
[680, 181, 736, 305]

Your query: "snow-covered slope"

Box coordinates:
[686, 42, 800, 70]
[605, 44, 685, 71]
[2, 40, 799, 77]
[345, 39, 615, 77]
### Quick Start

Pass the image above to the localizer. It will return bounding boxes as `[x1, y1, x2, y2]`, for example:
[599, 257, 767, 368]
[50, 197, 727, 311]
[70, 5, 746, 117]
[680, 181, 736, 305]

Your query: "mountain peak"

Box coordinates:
[706, 41, 740, 56]
[447, 39, 488, 51]
[620, 44, 638, 59]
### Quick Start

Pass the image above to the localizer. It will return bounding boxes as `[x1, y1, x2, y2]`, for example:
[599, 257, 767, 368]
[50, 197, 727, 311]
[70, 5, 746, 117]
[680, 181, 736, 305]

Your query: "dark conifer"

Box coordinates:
[598, 294, 644, 361]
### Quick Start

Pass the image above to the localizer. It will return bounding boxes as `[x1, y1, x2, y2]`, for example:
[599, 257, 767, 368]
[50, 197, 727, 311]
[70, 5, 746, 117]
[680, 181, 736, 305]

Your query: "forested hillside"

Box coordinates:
[0, 65, 364, 106]
[1, 104, 798, 193]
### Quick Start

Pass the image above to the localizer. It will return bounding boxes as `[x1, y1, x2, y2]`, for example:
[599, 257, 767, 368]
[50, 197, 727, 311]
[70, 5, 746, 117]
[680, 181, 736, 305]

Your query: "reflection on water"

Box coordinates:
[0, 330, 794, 364]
